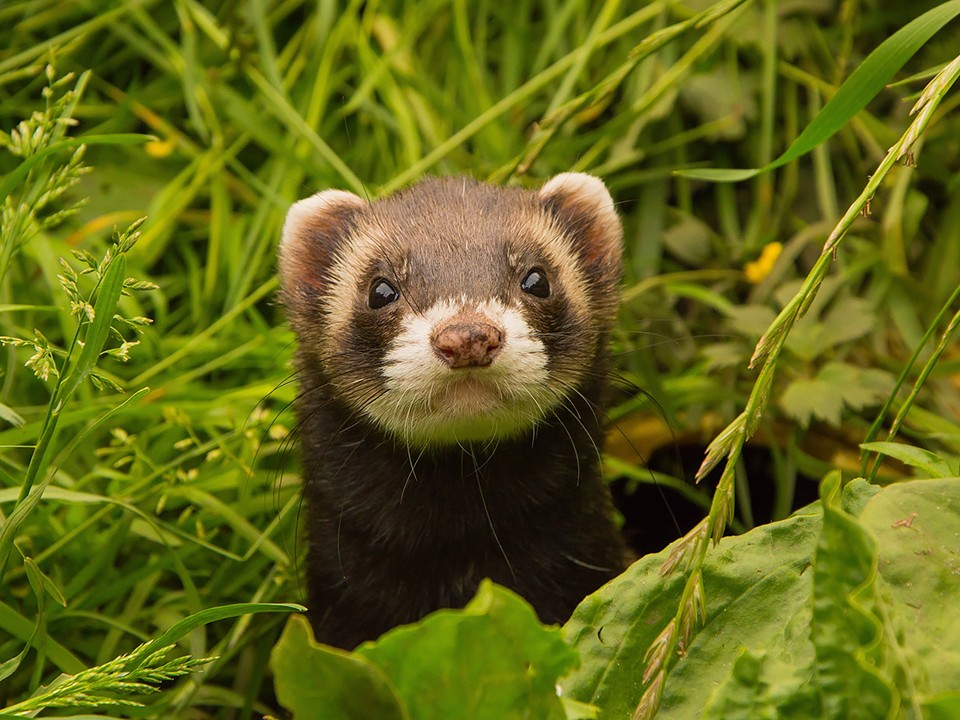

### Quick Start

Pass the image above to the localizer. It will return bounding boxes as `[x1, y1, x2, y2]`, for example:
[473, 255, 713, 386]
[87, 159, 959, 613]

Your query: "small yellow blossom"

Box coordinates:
[145, 138, 175, 158]
[744, 242, 783, 284]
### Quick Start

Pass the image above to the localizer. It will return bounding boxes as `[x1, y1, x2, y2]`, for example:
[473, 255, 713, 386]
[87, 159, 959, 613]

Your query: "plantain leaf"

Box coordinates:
[270, 582, 577, 720]
[271, 615, 407, 720]
[810, 472, 894, 720]
[561, 502, 826, 718]
[702, 647, 819, 720]
[563, 476, 960, 718]
[859, 477, 960, 696]
[357, 581, 577, 720]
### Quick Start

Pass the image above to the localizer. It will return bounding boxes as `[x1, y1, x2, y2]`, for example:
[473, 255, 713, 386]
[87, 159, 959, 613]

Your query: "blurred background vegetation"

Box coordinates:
[1, 0, 958, 716]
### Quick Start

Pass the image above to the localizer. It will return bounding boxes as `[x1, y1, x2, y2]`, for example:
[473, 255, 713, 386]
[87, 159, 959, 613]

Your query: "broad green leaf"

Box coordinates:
[358, 581, 577, 720]
[561, 504, 824, 718]
[859, 477, 960, 696]
[787, 297, 877, 358]
[725, 304, 777, 337]
[816, 363, 893, 411]
[562, 477, 960, 718]
[781, 363, 893, 427]
[811, 471, 895, 720]
[561, 697, 599, 720]
[703, 650, 772, 720]
[924, 693, 960, 720]
[702, 648, 819, 720]
[676, 0, 960, 181]
[781, 375, 845, 427]
[661, 218, 714, 266]
[860, 441, 955, 478]
[701, 341, 747, 370]
[271, 615, 407, 720]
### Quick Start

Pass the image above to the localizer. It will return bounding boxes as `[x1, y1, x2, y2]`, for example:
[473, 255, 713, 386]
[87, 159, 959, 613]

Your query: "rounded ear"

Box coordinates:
[279, 189, 366, 309]
[538, 173, 622, 275]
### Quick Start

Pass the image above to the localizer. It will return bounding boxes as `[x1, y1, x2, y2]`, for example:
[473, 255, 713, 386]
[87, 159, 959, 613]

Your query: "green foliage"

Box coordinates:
[781, 362, 893, 427]
[1, 1, 959, 718]
[676, 0, 960, 180]
[0, 602, 301, 717]
[562, 476, 960, 719]
[271, 582, 580, 720]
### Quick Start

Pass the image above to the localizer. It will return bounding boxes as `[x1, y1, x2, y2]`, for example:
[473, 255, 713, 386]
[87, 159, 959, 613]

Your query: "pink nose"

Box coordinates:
[431, 322, 503, 368]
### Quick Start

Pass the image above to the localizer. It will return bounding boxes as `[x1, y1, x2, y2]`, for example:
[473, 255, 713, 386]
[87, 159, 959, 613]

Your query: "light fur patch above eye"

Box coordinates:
[321, 223, 396, 357]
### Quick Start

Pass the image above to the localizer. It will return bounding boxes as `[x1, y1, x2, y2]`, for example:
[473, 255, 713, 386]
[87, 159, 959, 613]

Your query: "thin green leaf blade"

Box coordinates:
[59, 256, 126, 401]
[771, 0, 960, 170]
[143, 602, 306, 655]
[0, 134, 153, 204]
[673, 167, 761, 182]
[860, 441, 955, 477]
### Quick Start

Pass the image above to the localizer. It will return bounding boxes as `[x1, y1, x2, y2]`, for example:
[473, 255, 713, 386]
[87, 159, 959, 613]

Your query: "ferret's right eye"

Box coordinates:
[521, 268, 550, 299]
[369, 278, 400, 309]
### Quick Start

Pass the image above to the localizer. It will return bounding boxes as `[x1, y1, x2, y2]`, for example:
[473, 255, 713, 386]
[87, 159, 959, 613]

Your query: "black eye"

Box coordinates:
[520, 268, 550, 298]
[369, 278, 400, 309]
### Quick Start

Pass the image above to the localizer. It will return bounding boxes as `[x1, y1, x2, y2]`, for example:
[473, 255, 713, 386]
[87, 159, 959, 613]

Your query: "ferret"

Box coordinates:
[279, 173, 628, 649]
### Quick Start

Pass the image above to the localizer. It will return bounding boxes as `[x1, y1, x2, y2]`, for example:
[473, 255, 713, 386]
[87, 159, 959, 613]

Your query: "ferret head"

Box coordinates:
[279, 173, 622, 448]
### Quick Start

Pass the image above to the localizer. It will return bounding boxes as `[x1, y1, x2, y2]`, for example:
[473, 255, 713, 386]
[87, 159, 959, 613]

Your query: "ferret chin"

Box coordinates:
[280, 172, 629, 649]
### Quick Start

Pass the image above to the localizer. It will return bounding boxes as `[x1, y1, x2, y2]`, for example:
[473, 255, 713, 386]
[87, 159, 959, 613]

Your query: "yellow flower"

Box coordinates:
[145, 138, 175, 158]
[744, 242, 783, 284]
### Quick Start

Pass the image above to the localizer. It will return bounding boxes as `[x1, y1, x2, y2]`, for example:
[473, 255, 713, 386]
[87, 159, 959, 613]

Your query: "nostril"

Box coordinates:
[484, 330, 503, 357]
[432, 322, 504, 368]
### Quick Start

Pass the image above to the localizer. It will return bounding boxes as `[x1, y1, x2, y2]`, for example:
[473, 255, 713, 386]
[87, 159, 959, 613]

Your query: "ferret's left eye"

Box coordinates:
[369, 278, 400, 309]
[521, 268, 550, 298]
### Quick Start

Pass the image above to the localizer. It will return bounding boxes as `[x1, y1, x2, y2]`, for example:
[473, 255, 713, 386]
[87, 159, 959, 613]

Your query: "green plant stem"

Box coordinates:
[0, 255, 126, 577]
[859, 281, 960, 477]
[866, 302, 960, 484]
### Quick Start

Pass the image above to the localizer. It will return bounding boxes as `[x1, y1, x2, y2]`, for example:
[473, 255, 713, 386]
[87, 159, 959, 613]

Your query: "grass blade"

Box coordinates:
[142, 602, 306, 655]
[58, 257, 126, 401]
[0, 134, 153, 205]
[677, 0, 960, 181]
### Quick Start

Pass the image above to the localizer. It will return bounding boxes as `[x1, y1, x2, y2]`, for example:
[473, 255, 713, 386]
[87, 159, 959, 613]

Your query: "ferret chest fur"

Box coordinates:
[280, 173, 628, 649]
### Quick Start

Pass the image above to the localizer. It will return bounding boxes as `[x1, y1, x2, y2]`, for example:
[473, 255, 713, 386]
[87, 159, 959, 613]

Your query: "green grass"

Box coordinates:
[1, 1, 960, 718]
